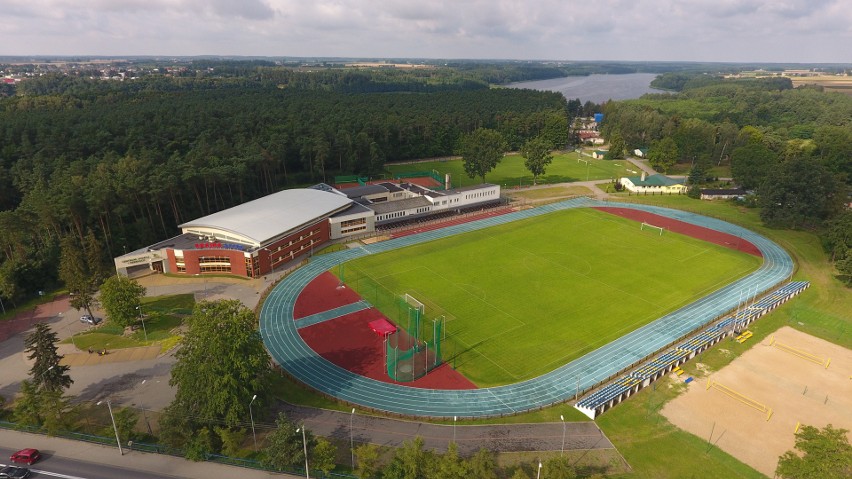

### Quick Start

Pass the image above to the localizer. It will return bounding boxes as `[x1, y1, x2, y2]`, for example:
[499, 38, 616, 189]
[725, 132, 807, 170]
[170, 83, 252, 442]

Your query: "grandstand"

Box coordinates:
[575, 281, 810, 419]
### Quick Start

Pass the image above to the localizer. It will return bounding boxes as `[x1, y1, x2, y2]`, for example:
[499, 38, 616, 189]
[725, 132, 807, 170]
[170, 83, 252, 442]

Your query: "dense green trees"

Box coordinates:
[25, 322, 73, 394]
[824, 211, 852, 284]
[730, 143, 778, 190]
[647, 137, 678, 173]
[261, 412, 313, 471]
[776, 424, 851, 479]
[604, 131, 626, 160]
[0, 72, 569, 303]
[520, 137, 554, 185]
[758, 157, 846, 229]
[58, 233, 107, 317]
[15, 323, 75, 434]
[99, 275, 146, 328]
[160, 300, 272, 457]
[459, 128, 508, 182]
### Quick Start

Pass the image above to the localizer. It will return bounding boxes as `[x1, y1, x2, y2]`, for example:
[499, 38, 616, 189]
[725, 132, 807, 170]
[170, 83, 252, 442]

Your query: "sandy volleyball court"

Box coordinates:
[662, 326, 852, 476]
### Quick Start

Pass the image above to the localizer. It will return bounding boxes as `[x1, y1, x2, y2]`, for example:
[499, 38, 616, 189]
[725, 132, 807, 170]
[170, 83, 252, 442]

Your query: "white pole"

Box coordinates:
[297, 426, 310, 479]
[350, 408, 356, 470]
[136, 306, 147, 341]
[537, 461, 542, 479]
[98, 400, 124, 455]
[249, 394, 258, 451]
[560, 415, 565, 456]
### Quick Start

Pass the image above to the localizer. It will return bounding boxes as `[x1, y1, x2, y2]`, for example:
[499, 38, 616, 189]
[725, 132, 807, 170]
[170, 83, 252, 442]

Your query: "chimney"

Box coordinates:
[641, 171, 646, 182]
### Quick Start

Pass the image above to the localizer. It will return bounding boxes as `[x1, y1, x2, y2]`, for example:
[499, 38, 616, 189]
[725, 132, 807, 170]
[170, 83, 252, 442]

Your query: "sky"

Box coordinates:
[2, 0, 851, 63]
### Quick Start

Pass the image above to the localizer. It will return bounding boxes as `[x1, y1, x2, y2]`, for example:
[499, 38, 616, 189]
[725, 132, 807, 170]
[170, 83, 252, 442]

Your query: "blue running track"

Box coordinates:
[259, 199, 794, 417]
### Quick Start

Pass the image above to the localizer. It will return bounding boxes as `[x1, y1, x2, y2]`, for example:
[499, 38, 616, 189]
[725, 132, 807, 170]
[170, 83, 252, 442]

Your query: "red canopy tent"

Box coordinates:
[368, 318, 397, 337]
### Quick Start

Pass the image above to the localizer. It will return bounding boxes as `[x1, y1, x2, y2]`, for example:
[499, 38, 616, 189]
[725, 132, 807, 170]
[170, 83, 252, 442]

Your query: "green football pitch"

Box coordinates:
[334, 208, 761, 387]
[384, 152, 638, 188]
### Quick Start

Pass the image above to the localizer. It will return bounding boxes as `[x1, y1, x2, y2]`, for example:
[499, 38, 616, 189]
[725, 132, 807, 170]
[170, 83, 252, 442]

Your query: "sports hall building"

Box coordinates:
[114, 181, 501, 278]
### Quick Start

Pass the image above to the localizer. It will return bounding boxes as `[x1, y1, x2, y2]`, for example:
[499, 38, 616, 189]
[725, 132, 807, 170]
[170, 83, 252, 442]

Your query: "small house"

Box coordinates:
[619, 172, 686, 194]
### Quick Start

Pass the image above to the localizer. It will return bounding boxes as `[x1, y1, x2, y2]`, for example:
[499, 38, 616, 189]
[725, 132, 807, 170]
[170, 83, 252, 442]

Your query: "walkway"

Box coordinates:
[60, 345, 162, 366]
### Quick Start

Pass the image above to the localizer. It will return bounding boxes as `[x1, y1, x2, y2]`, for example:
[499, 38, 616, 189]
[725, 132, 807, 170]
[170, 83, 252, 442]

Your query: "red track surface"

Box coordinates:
[299, 308, 477, 389]
[390, 207, 515, 239]
[294, 272, 363, 319]
[0, 295, 70, 342]
[593, 207, 762, 257]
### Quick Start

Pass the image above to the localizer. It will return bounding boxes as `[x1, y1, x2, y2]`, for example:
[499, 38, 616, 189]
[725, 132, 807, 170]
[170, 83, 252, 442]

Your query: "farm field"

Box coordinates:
[336, 207, 761, 387]
[385, 152, 636, 188]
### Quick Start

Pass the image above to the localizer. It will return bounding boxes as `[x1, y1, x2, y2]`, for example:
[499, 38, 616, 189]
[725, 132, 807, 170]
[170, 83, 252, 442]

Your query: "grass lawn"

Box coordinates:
[506, 185, 594, 200]
[336, 208, 760, 386]
[65, 294, 194, 352]
[385, 152, 633, 188]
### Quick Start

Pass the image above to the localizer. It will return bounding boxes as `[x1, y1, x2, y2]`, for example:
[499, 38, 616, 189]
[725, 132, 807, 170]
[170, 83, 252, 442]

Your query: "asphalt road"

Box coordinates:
[1, 446, 177, 479]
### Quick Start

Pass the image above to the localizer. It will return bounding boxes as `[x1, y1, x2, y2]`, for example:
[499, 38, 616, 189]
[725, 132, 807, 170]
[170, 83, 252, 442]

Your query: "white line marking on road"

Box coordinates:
[31, 469, 90, 479]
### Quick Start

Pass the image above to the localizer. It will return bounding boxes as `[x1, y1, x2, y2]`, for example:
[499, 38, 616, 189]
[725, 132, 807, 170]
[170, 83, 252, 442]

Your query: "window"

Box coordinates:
[199, 256, 231, 273]
[341, 217, 366, 228]
[342, 225, 367, 234]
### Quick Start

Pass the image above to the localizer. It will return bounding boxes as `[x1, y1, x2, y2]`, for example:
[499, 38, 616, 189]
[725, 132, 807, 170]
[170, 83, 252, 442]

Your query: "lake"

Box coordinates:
[507, 73, 663, 104]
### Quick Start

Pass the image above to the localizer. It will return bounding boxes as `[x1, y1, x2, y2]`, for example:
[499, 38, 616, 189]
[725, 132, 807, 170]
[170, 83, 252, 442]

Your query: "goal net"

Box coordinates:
[640, 222, 664, 236]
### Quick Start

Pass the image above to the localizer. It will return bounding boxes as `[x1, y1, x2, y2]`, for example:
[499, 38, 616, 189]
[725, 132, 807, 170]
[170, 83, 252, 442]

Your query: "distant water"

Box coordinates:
[507, 73, 663, 103]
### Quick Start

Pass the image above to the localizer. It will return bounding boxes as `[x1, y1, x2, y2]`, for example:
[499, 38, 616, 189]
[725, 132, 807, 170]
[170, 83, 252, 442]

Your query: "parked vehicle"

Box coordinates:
[0, 465, 31, 479]
[9, 448, 40, 465]
[80, 314, 102, 325]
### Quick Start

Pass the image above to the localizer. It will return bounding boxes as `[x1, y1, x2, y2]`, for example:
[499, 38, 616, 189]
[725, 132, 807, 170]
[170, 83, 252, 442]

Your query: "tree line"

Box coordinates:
[0, 70, 570, 306]
[600, 75, 851, 283]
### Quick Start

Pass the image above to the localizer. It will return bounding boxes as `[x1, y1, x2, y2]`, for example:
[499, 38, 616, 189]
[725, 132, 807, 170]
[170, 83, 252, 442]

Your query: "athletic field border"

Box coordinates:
[260, 198, 794, 418]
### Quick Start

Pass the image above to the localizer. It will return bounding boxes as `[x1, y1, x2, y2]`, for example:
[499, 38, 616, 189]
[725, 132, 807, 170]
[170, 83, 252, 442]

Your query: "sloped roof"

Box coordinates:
[179, 189, 353, 245]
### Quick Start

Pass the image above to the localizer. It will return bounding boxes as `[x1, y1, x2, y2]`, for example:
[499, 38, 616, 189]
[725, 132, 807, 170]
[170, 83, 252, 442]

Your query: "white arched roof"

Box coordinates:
[179, 188, 352, 247]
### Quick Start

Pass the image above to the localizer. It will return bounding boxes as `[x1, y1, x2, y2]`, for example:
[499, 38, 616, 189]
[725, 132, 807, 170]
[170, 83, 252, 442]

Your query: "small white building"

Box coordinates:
[620, 173, 686, 194]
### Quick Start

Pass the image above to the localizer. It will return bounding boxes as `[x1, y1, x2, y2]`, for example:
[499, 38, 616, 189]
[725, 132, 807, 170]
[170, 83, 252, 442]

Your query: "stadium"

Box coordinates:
[259, 197, 805, 418]
[112, 180, 501, 278]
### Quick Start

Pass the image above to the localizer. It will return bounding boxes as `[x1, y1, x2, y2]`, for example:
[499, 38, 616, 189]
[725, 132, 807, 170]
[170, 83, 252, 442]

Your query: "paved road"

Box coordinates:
[283, 404, 613, 456]
[0, 434, 293, 479]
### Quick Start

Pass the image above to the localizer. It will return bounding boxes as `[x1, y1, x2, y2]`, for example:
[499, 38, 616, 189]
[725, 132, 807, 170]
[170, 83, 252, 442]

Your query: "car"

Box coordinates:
[0, 465, 31, 479]
[9, 448, 40, 465]
[80, 314, 102, 325]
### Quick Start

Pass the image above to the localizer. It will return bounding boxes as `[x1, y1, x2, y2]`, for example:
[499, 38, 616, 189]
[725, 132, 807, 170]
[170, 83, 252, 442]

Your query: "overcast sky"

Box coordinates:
[2, 0, 850, 63]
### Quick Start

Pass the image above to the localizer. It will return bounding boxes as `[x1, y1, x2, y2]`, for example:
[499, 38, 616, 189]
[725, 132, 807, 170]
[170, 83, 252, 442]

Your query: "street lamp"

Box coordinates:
[453, 415, 457, 444]
[139, 380, 153, 436]
[135, 306, 147, 341]
[560, 415, 566, 456]
[97, 399, 124, 455]
[295, 425, 310, 479]
[249, 394, 258, 451]
[537, 460, 542, 479]
[350, 408, 356, 469]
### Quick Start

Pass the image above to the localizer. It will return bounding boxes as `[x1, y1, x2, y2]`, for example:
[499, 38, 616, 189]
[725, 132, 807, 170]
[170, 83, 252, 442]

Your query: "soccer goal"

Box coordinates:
[641, 222, 664, 236]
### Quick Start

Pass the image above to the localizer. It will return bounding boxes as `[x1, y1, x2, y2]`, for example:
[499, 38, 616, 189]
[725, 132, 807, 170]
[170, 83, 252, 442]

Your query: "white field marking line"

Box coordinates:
[416, 266, 528, 379]
[677, 247, 713, 263]
[462, 331, 524, 380]
[420, 265, 526, 330]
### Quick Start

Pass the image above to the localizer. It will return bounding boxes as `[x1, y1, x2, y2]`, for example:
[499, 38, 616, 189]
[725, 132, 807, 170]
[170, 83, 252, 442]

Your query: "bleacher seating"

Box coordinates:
[575, 281, 810, 418]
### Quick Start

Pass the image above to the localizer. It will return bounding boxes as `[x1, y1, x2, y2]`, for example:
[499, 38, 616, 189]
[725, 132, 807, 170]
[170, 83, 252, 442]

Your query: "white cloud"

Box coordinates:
[0, 0, 849, 62]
